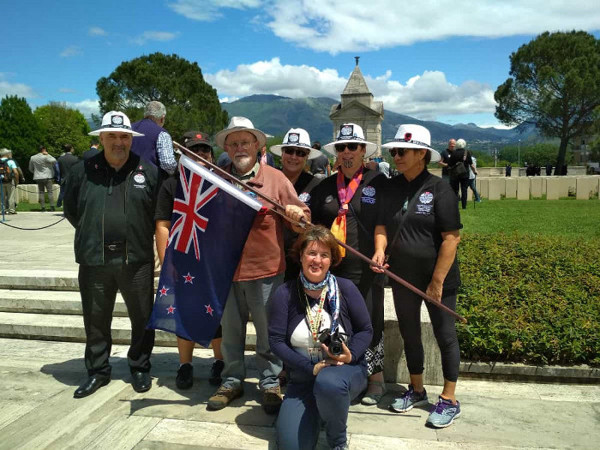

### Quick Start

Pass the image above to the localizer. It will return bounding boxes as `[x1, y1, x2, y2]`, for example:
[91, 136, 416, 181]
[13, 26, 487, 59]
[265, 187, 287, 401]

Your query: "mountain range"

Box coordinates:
[222, 95, 540, 150]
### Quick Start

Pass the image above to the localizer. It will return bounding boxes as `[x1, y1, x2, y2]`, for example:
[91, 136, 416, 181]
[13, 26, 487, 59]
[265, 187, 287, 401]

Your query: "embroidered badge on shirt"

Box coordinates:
[419, 191, 433, 204]
[299, 192, 310, 203]
[134, 173, 145, 184]
[362, 186, 376, 197]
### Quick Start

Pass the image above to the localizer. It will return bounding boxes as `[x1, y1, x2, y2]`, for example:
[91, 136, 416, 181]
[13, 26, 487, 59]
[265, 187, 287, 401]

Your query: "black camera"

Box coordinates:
[318, 328, 347, 356]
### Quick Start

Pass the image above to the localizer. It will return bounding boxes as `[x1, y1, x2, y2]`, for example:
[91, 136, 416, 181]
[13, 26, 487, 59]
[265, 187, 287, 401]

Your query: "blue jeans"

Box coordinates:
[276, 364, 367, 449]
[468, 177, 480, 201]
[220, 274, 283, 390]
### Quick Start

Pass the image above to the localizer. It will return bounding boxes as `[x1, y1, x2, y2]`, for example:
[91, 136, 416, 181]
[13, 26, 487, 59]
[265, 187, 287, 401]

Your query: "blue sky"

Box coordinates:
[1, 0, 599, 128]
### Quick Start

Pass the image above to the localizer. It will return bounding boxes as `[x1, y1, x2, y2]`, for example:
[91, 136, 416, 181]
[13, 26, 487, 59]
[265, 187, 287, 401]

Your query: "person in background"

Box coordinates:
[308, 141, 331, 179]
[269, 128, 322, 281]
[29, 145, 57, 212]
[505, 163, 512, 177]
[373, 123, 463, 429]
[154, 130, 225, 389]
[269, 226, 372, 450]
[438, 139, 455, 183]
[83, 141, 100, 160]
[56, 144, 80, 208]
[448, 139, 474, 210]
[0, 148, 19, 214]
[131, 101, 177, 180]
[467, 155, 481, 202]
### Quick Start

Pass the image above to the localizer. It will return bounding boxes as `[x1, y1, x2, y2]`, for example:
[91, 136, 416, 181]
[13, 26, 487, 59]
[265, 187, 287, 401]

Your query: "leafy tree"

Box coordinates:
[34, 102, 91, 157]
[0, 95, 42, 179]
[494, 31, 600, 173]
[96, 52, 228, 141]
[499, 143, 565, 166]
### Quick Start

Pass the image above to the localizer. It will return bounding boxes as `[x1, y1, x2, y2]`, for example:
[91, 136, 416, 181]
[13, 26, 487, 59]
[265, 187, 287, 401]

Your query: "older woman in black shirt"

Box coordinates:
[372, 124, 462, 428]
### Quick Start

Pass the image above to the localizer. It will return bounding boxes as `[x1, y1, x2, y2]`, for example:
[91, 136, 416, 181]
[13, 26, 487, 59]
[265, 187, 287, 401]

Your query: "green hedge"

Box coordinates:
[456, 234, 600, 366]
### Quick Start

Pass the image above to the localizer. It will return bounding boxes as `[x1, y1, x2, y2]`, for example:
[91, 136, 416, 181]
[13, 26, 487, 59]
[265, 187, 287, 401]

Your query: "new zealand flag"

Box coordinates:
[148, 155, 261, 347]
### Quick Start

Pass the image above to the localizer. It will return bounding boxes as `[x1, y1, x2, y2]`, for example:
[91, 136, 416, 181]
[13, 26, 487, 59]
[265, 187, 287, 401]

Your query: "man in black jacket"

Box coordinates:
[56, 144, 79, 207]
[64, 111, 159, 398]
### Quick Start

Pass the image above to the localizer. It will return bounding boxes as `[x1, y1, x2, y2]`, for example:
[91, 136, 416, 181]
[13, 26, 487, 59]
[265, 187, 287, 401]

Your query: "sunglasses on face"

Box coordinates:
[334, 143, 360, 152]
[389, 148, 411, 157]
[282, 147, 309, 157]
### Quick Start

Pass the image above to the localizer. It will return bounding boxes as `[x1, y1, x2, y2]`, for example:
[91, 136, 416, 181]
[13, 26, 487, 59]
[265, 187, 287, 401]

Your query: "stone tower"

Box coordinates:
[329, 57, 384, 156]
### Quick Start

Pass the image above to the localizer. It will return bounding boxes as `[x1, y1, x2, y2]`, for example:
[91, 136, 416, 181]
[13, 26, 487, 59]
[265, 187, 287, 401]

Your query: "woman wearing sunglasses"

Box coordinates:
[270, 128, 324, 281]
[372, 124, 463, 428]
[307, 123, 387, 406]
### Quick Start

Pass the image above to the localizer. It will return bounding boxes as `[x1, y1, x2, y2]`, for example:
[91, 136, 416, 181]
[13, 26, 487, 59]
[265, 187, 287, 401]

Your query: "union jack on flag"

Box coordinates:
[148, 155, 262, 346]
[168, 167, 219, 260]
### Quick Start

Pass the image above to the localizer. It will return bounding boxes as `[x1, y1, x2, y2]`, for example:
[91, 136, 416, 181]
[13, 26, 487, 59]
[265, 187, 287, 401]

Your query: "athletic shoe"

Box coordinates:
[207, 384, 244, 410]
[209, 359, 224, 386]
[176, 363, 193, 390]
[389, 385, 428, 413]
[426, 397, 461, 428]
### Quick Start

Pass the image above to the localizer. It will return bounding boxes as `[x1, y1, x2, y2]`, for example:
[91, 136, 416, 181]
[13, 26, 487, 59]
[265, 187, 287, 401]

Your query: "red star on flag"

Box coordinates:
[159, 286, 169, 297]
[205, 304, 214, 316]
[166, 305, 176, 314]
[183, 272, 195, 284]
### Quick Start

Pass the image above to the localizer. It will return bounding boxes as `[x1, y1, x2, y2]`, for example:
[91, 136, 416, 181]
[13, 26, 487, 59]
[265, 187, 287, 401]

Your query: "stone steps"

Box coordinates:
[0, 289, 128, 316]
[0, 269, 443, 384]
[0, 311, 257, 349]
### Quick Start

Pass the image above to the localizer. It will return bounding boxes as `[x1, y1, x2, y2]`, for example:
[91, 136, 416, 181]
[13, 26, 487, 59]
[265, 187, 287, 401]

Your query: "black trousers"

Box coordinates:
[391, 283, 460, 382]
[450, 177, 470, 209]
[79, 257, 155, 376]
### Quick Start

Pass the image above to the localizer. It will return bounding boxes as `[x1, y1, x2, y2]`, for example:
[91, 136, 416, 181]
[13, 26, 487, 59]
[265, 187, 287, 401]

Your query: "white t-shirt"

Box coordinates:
[290, 301, 345, 362]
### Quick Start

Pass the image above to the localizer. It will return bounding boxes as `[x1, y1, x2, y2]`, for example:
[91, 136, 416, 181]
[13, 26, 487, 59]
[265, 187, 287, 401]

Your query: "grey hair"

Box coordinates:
[144, 101, 166, 119]
[456, 138, 467, 149]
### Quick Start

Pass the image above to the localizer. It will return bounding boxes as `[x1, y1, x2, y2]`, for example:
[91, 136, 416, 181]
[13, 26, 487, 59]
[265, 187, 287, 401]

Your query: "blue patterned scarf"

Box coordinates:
[299, 271, 340, 332]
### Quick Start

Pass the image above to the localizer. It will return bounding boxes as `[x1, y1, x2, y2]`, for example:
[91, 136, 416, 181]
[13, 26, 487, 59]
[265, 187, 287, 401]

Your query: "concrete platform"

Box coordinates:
[0, 338, 598, 449]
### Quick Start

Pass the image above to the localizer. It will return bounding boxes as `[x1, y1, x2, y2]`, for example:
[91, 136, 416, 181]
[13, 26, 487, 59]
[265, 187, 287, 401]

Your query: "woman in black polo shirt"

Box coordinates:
[372, 124, 463, 428]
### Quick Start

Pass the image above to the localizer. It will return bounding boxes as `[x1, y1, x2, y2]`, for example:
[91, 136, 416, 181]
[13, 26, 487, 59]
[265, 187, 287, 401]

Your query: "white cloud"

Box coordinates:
[206, 58, 347, 99]
[0, 74, 37, 98]
[265, 0, 600, 53]
[60, 45, 83, 58]
[132, 31, 179, 45]
[219, 96, 240, 103]
[66, 99, 100, 118]
[89, 26, 107, 36]
[170, 0, 600, 53]
[167, 0, 262, 21]
[206, 59, 496, 121]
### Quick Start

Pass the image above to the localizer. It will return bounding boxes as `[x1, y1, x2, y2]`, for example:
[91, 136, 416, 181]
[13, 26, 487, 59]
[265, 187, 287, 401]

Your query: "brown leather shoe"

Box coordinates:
[262, 385, 283, 414]
[207, 384, 244, 410]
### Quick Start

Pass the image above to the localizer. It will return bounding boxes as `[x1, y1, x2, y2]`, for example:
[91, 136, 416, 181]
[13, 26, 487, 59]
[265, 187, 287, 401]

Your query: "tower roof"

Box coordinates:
[342, 64, 371, 96]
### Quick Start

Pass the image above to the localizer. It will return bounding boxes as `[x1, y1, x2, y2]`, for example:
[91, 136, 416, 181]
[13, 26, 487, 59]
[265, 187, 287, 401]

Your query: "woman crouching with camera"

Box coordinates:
[269, 225, 373, 450]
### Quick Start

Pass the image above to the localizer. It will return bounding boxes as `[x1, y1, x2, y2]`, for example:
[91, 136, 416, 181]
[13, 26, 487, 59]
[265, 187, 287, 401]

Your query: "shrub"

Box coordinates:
[457, 233, 600, 366]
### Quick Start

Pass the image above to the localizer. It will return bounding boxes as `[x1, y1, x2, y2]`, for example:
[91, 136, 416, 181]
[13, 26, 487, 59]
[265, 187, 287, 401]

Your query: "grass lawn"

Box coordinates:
[460, 199, 600, 238]
[13, 201, 63, 212]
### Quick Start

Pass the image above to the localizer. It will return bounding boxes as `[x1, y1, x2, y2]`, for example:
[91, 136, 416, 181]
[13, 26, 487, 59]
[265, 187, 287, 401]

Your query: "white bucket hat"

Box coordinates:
[382, 124, 441, 163]
[215, 116, 267, 149]
[89, 111, 144, 136]
[323, 123, 378, 158]
[269, 128, 322, 160]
